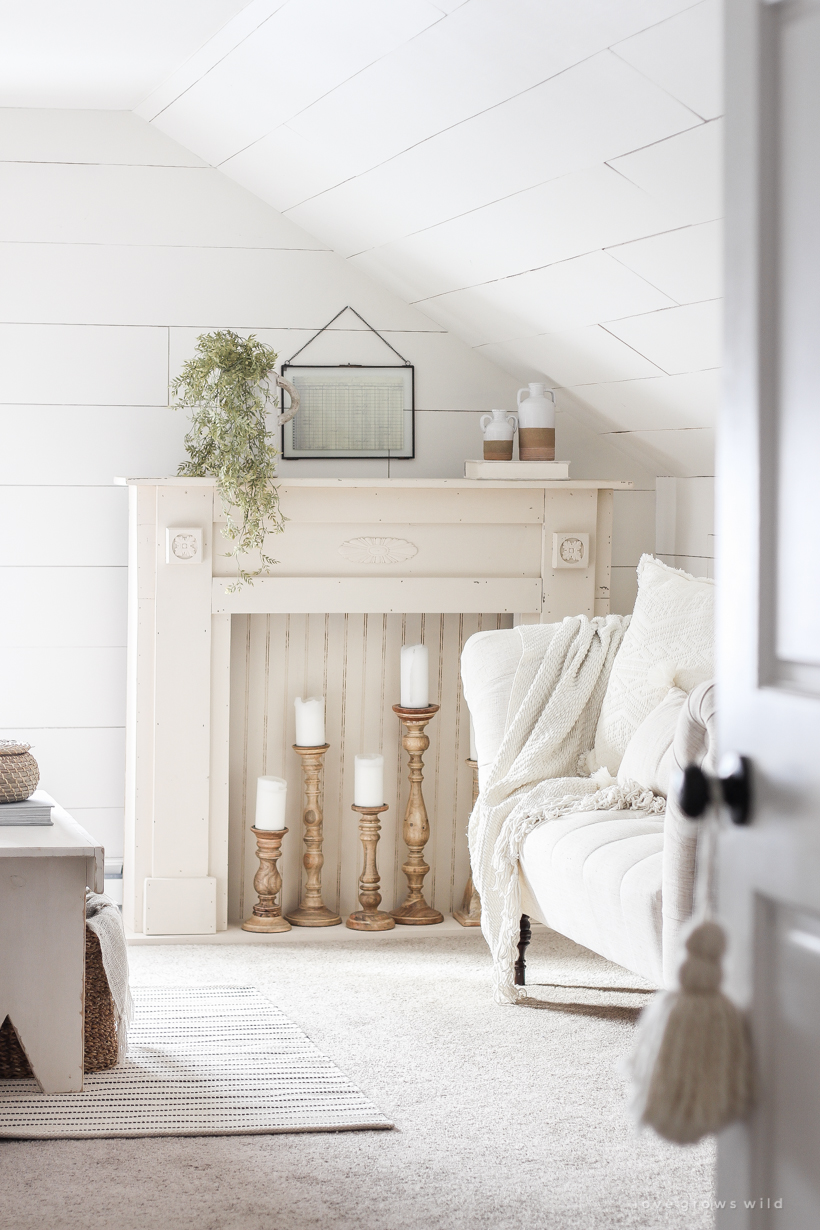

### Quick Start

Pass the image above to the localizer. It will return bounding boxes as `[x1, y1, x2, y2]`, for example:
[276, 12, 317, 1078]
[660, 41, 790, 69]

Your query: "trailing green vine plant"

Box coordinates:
[171, 330, 286, 590]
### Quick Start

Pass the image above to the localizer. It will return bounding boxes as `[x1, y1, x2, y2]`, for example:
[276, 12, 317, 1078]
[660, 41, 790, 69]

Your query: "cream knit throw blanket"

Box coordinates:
[85, 891, 133, 1061]
[468, 617, 665, 1004]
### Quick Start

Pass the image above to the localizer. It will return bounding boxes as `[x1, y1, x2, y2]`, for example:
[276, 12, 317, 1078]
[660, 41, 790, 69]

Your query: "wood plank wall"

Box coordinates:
[227, 612, 512, 924]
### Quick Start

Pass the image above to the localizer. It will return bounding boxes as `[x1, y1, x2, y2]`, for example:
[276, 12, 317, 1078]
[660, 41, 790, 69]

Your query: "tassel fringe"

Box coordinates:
[626, 920, 754, 1144]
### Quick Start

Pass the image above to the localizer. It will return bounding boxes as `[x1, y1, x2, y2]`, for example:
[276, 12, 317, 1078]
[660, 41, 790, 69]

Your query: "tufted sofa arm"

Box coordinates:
[661, 680, 717, 985]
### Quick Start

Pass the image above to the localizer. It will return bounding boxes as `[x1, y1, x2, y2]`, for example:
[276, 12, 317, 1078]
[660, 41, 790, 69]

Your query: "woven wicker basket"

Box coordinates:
[0, 928, 119, 1079]
[0, 740, 39, 804]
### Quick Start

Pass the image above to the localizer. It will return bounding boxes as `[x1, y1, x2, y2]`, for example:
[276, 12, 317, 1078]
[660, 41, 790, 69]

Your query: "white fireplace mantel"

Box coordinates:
[118, 474, 631, 936]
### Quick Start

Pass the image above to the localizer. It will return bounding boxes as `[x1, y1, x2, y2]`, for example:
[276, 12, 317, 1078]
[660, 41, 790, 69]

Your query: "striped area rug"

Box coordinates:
[0, 986, 392, 1139]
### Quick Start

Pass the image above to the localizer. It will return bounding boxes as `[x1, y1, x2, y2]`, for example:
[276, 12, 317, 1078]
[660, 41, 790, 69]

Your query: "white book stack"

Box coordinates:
[0, 799, 54, 825]
[464, 459, 570, 479]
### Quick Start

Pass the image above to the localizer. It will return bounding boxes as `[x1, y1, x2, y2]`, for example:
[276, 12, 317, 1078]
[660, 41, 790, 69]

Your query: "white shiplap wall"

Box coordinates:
[0, 109, 651, 874]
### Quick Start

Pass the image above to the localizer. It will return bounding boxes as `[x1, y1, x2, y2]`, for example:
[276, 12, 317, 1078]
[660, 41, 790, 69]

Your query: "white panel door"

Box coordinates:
[720, 0, 820, 1224]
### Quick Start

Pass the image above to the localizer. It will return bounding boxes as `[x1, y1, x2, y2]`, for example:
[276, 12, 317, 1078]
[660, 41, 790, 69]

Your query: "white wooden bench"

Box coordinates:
[0, 793, 103, 1093]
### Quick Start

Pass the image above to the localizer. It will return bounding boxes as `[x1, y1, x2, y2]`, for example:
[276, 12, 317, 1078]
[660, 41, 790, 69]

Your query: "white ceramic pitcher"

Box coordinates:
[516, 382, 555, 460]
[480, 409, 517, 461]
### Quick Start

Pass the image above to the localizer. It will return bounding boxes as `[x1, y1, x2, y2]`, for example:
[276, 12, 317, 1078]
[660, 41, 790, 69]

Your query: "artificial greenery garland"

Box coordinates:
[172, 330, 284, 588]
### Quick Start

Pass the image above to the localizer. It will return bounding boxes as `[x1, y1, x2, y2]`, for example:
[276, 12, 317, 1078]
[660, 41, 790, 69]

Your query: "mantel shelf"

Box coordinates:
[115, 475, 633, 490]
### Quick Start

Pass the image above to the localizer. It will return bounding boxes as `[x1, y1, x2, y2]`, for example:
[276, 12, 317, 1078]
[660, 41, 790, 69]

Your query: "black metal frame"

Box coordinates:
[280, 362, 415, 461]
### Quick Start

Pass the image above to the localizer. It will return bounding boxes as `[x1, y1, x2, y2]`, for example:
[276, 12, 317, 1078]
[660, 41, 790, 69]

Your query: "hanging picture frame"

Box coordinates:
[279, 308, 415, 460]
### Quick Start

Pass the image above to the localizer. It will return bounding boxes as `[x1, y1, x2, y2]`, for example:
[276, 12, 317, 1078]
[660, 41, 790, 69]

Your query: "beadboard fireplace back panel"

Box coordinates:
[228, 611, 510, 926]
[120, 475, 629, 934]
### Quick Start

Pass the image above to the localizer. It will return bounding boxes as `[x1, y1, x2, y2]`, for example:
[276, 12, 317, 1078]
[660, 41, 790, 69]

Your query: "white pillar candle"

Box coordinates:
[354, 754, 384, 807]
[469, 714, 477, 762]
[400, 643, 429, 708]
[294, 696, 325, 746]
[255, 776, 288, 830]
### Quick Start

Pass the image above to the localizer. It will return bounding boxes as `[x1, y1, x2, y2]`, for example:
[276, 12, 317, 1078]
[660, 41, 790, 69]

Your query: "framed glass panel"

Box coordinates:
[281, 364, 414, 459]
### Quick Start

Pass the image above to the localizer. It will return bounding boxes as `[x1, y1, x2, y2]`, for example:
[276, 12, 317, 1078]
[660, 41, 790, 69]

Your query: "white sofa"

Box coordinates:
[461, 556, 715, 988]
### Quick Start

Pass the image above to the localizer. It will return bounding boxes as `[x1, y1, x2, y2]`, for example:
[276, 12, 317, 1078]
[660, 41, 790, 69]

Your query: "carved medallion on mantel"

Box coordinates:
[338, 536, 418, 564]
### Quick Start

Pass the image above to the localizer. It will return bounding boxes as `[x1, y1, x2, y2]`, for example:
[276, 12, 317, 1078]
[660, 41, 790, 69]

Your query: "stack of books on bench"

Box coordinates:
[0, 799, 54, 825]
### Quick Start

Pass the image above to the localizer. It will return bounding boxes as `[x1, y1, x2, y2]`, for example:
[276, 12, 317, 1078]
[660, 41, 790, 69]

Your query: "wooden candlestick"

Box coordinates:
[391, 704, 444, 925]
[454, 757, 481, 927]
[285, 744, 341, 927]
[242, 826, 291, 933]
[347, 804, 395, 931]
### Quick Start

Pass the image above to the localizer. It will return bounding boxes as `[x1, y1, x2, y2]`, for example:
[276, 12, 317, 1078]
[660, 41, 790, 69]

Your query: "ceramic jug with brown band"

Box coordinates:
[480, 409, 517, 461]
[516, 383, 555, 460]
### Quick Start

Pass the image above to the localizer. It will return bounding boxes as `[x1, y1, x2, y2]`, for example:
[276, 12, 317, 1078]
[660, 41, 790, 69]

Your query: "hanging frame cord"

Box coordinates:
[282, 306, 411, 366]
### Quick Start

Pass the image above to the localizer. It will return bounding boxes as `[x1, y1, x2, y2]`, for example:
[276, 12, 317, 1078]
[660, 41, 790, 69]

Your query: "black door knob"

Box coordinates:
[676, 755, 752, 825]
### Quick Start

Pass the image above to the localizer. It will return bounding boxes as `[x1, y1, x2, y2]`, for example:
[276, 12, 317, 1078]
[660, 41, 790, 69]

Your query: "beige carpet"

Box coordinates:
[0, 928, 715, 1230]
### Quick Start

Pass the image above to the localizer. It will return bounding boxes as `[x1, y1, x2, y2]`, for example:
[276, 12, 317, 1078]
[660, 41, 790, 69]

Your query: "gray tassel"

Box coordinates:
[625, 791, 754, 1144]
[626, 919, 753, 1143]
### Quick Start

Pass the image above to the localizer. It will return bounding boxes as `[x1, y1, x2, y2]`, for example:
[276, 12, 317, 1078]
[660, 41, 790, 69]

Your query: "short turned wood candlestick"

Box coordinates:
[347, 804, 395, 931]
[242, 826, 291, 933]
[391, 704, 444, 925]
[454, 757, 481, 927]
[285, 744, 341, 927]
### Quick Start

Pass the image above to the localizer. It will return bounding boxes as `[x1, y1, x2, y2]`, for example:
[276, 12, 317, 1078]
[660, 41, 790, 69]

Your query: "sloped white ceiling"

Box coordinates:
[136, 0, 723, 477]
[0, 1, 252, 109]
[4, 0, 723, 476]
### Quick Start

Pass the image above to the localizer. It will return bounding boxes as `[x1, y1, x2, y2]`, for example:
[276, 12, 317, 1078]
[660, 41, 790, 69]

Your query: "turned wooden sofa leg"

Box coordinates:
[514, 914, 531, 986]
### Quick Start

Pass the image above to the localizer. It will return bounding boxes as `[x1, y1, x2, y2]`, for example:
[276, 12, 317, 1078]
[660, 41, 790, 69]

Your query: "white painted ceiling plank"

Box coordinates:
[281, 53, 702, 251]
[567, 369, 720, 432]
[351, 165, 685, 303]
[0, 0, 254, 109]
[147, 0, 446, 167]
[395, 250, 677, 346]
[281, 0, 701, 173]
[602, 299, 722, 374]
[607, 219, 723, 304]
[478, 324, 667, 389]
[609, 118, 722, 224]
[135, 0, 292, 121]
[612, 0, 723, 122]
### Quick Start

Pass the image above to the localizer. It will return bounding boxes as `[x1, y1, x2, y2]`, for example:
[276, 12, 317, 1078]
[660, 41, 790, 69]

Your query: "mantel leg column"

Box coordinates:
[391, 704, 444, 925]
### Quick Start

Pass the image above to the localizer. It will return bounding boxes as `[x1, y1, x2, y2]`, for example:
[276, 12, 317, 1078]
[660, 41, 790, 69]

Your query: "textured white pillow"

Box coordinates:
[594, 555, 714, 773]
[617, 686, 687, 797]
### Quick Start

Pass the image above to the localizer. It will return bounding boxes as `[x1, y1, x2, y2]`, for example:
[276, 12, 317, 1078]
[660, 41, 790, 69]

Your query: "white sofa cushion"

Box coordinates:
[617, 686, 688, 798]
[519, 809, 664, 985]
[593, 556, 714, 774]
[460, 629, 522, 787]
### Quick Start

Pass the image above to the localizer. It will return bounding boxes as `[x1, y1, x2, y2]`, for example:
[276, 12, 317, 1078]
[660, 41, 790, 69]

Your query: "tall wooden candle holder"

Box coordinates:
[285, 744, 341, 927]
[347, 804, 395, 931]
[242, 826, 291, 933]
[391, 704, 444, 925]
[454, 757, 481, 927]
